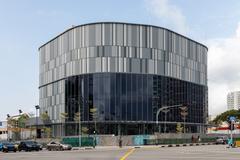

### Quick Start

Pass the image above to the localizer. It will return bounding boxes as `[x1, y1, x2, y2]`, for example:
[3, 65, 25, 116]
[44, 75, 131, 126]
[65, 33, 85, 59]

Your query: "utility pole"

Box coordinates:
[19, 109, 22, 140]
[6, 114, 10, 141]
[35, 105, 40, 139]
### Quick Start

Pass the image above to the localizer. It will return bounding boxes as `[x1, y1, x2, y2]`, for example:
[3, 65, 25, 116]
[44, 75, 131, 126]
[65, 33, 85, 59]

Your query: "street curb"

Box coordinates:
[134, 146, 141, 149]
[157, 143, 217, 148]
[69, 142, 218, 151]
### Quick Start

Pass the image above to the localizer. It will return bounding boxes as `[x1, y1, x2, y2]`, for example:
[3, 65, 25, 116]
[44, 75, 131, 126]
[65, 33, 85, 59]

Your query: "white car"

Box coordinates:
[216, 136, 228, 144]
[47, 141, 72, 151]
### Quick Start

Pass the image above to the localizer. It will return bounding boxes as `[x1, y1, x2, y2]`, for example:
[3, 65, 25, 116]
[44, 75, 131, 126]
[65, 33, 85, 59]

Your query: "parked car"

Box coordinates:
[14, 141, 20, 151]
[18, 141, 40, 152]
[47, 141, 72, 151]
[2, 142, 17, 153]
[0, 142, 3, 151]
[216, 136, 228, 144]
[34, 141, 43, 150]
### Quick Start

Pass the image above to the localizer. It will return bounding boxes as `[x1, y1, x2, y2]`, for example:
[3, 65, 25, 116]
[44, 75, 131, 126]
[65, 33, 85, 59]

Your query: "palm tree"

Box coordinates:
[18, 113, 30, 140]
[74, 112, 80, 136]
[7, 118, 18, 140]
[60, 112, 69, 137]
[40, 111, 50, 138]
[27, 112, 35, 138]
[81, 127, 89, 135]
[90, 107, 97, 148]
[6, 115, 14, 140]
[40, 111, 50, 123]
[176, 123, 183, 133]
[90, 108, 97, 134]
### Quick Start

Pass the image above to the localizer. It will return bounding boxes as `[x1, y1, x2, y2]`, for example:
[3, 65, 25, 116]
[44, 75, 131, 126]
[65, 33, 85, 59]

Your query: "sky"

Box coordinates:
[0, 0, 240, 120]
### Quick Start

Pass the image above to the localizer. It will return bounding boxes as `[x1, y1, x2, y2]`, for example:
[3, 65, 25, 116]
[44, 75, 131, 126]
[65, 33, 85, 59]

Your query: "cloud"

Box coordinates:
[237, 22, 240, 37]
[144, 0, 240, 116]
[207, 22, 240, 115]
[144, 0, 188, 34]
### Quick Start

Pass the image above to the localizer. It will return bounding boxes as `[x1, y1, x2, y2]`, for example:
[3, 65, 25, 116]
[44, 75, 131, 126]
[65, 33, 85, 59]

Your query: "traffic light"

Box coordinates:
[229, 122, 235, 131]
[179, 106, 188, 119]
[227, 116, 236, 131]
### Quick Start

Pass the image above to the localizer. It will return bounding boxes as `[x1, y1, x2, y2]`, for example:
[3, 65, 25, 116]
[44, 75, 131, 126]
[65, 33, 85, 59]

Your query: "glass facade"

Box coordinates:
[39, 22, 208, 136]
[64, 73, 207, 135]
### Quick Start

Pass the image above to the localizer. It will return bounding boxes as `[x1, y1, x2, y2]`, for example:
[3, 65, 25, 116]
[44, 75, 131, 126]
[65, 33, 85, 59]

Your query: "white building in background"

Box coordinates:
[0, 121, 7, 140]
[227, 91, 240, 110]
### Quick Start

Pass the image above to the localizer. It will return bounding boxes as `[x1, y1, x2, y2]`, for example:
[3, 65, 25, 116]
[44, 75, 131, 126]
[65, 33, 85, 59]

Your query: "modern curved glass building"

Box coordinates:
[39, 22, 208, 136]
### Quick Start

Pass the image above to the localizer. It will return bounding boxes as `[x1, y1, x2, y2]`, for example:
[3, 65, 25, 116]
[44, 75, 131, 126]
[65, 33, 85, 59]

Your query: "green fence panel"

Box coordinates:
[133, 135, 150, 145]
[144, 137, 219, 145]
[62, 137, 94, 147]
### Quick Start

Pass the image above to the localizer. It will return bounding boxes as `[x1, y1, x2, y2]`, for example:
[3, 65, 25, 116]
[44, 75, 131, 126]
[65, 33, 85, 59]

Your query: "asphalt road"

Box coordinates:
[1, 145, 240, 160]
[0, 148, 128, 160]
[129, 145, 240, 160]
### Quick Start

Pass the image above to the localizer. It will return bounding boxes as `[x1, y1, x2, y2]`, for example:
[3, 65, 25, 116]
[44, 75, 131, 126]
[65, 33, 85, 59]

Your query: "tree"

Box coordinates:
[82, 127, 89, 135]
[60, 112, 68, 137]
[40, 111, 50, 124]
[176, 123, 183, 133]
[18, 113, 30, 139]
[40, 111, 50, 138]
[27, 112, 35, 138]
[74, 112, 80, 136]
[212, 109, 240, 125]
[18, 114, 29, 128]
[44, 127, 52, 138]
[90, 108, 97, 133]
[7, 118, 19, 140]
[90, 107, 97, 148]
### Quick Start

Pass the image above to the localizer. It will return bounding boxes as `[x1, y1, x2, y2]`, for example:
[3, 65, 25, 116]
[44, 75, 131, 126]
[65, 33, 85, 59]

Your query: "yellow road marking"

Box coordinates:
[120, 148, 135, 160]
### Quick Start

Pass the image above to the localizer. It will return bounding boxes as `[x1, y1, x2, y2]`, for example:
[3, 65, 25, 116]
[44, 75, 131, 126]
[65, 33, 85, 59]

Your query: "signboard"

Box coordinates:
[228, 116, 236, 122]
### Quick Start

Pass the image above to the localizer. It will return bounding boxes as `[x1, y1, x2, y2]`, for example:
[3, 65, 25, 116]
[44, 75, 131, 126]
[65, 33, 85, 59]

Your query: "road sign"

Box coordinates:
[228, 116, 236, 122]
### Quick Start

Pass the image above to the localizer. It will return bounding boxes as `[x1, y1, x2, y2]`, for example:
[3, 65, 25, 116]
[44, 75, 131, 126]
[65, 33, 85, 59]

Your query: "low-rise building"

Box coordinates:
[0, 121, 7, 140]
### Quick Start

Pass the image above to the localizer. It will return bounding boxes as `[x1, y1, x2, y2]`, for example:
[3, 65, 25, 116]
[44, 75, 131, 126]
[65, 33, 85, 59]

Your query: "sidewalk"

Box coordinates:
[71, 142, 217, 151]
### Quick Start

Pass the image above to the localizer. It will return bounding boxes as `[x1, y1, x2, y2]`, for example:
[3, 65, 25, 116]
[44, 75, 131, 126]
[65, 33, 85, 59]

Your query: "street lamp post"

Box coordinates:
[156, 104, 183, 133]
[6, 114, 10, 141]
[35, 105, 40, 139]
[162, 108, 170, 133]
[18, 109, 22, 140]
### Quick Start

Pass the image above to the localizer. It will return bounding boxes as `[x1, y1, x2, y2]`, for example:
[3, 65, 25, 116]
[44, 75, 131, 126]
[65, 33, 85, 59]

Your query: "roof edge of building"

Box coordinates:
[38, 21, 208, 51]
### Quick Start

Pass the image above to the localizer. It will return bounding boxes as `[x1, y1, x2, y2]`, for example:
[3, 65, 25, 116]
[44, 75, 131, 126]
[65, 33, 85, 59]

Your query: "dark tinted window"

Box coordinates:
[65, 73, 207, 135]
